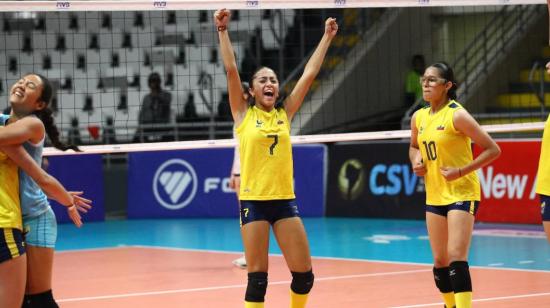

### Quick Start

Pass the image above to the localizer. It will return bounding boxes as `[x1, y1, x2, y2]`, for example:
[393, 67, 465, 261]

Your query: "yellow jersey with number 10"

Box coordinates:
[236, 106, 295, 200]
[0, 150, 21, 230]
[415, 100, 480, 205]
[536, 114, 550, 196]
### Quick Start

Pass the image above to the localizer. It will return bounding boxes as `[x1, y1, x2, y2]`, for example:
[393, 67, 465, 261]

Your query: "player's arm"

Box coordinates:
[0, 116, 43, 145]
[452, 109, 501, 177]
[1, 145, 92, 227]
[284, 18, 338, 122]
[215, 9, 247, 125]
[409, 111, 426, 176]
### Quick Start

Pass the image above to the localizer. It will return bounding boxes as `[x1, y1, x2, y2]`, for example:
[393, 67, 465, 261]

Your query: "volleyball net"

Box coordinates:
[0, 0, 547, 148]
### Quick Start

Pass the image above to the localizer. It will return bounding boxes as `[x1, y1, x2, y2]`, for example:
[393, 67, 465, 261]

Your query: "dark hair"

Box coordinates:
[248, 67, 283, 109]
[148, 72, 161, 84]
[33, 74, 81, 152]
[429, 62, 458, 100]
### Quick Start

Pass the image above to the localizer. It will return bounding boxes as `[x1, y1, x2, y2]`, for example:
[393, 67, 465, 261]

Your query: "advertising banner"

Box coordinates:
[127, 145, 326, 218]
[474, 140, 541, 224]
[326, 141, 425, 219]
[48, 154, 105, 223]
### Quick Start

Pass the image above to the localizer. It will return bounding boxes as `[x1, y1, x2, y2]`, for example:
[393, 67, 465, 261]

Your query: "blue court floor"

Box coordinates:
[56, 218, 550, 271]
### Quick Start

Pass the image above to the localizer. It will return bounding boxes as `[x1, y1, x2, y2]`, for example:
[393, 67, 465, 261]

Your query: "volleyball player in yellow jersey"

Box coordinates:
[215, 8, 337, 308]
[0, 143, 87, 308]
[409, 62, 501, 308]
[0, 147, 26, 308]
[538, 44, 550, 240]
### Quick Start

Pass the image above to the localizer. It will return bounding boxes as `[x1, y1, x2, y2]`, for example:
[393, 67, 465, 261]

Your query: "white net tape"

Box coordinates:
[43, 121, 545, 155]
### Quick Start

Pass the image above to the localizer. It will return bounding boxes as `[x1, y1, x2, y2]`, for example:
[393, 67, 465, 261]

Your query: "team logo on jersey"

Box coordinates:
[256, 120, 263, 127]
[419, 126, 424, 135]
[437, 125, 445, 130]
[277, 120, 284, 125]
[153, 159, 198, 210]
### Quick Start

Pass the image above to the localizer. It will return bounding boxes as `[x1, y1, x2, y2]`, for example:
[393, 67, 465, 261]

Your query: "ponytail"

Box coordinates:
[33, 107, 81, 152]
[34, 74, 81, 152]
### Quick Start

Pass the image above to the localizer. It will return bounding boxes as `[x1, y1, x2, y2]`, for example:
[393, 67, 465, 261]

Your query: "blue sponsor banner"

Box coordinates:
[127, 145, 326, 218]
[48, 154, 105, 223]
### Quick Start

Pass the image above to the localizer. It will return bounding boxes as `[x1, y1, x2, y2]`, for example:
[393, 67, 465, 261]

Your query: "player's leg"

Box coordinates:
[447, 202, 477, 308]
[0, 228, 27, 308]
[272, 201, 313, 308]
[426, 207, 454, 308]
[240, 201, 270, 308]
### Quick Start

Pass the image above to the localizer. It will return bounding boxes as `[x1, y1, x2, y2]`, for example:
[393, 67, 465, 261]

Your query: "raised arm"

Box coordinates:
[284, 18, 338, 121]
[215, 9, 247, 125]
[1, 145, 92, 227]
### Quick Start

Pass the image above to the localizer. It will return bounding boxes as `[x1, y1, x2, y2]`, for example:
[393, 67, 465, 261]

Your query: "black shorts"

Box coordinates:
[0, 228, 25, 264]
[240, 199, 300, 226]
[426, 201, 479, 217]
[541, 194, 550, 221]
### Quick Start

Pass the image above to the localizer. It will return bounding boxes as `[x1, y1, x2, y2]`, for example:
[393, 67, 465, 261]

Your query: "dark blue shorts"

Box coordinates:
[0, 228, 25, 264]
[240, 199, 300, 226]
[541, 195, 550, 221]
[426, 201, 479, 217]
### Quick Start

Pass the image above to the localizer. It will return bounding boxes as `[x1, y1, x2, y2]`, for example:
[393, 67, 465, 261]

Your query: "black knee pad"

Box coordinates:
[245, 272, 268, 302]
[25, 290, 59, 308]
[291, 270, 314, 295]
[449, 261, 472, 293]
[433, 267, 453, 293]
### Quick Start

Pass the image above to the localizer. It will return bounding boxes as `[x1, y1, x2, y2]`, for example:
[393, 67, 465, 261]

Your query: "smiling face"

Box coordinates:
[9, 74, 46, 116]
[250, 67, 279, 111]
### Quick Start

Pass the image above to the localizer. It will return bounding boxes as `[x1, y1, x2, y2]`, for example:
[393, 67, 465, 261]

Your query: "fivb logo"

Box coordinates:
[153, 159, 198, 210]
[56, 1, 71, 9]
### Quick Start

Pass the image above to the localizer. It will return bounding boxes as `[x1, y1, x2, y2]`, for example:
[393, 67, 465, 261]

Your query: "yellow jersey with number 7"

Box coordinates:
[236, 106, 295, 200]
[415, 100, 480, 205]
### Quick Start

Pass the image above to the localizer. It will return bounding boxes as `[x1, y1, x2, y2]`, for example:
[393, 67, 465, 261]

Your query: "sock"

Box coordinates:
[433, 267, 455, 308]
[449, 261, 472, 308]
[245, 301, 264, 308]
[442, 292, 456, 308]
[290, 289, 309, 308]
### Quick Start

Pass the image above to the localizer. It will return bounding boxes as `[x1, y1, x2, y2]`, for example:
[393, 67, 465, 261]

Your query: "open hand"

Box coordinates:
[69, 191, 92, 213]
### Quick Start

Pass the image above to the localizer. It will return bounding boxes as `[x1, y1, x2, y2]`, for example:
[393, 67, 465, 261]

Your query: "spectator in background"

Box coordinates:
[103, 116, 116, 144]
[138, 72, 171, 125]
[67, 117, 81, 145]
[217, 92, 232, 121]
[137, 72, 172, 142]
[184, 92, 198, 120]
[404, 54, 425, 108]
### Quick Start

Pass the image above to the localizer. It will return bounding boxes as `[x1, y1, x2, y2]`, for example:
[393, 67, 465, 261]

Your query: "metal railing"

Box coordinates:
[528, 61, 547, 119]
[61, 121, 234, 145]
[401, 4, 544, 129]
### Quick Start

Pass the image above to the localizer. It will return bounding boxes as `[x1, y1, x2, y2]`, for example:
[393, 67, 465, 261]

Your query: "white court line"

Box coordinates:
[57, 268, 431, 303]
[56, 245, 550, 273]
[389, 291, 550, 308]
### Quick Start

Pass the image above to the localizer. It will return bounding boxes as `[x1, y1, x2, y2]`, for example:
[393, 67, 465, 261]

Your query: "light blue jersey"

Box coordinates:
[1, 114, 50, 219]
